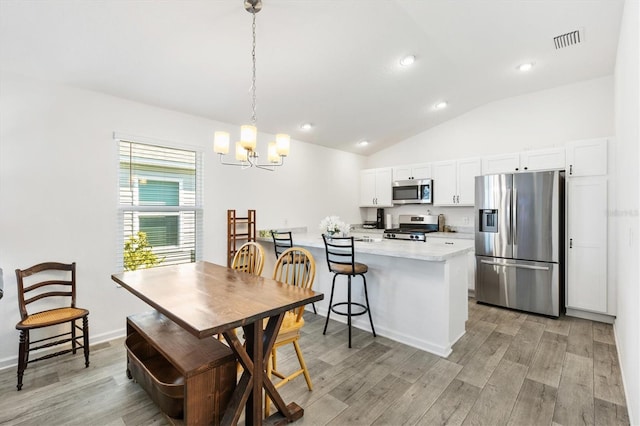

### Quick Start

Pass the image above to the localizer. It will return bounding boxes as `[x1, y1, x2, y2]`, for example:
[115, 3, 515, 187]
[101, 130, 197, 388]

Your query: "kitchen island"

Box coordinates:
[261, 233, 473, 357]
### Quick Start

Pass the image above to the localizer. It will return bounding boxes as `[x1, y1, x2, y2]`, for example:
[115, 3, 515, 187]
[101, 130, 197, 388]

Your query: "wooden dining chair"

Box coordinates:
[265, 247, 316, 416]
[14, 262, 90, 390]
[231, 242, 265, 276]
[271, 231, 317, 314]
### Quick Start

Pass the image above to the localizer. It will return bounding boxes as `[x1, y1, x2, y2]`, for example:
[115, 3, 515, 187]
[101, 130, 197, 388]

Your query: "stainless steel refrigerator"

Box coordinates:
[475, 171, 564, 317]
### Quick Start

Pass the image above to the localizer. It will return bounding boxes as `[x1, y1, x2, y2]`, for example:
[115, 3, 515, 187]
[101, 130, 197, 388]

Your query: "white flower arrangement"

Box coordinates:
[319, 215, 350, 237]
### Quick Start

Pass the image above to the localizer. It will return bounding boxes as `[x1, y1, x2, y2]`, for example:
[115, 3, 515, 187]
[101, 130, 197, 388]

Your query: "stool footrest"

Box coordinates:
[330, 302, 369, 317]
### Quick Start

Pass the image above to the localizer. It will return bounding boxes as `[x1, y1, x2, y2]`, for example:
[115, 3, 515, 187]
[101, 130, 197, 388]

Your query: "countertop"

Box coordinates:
[427, 232, 474, 240]
[259, 232, 473, 262]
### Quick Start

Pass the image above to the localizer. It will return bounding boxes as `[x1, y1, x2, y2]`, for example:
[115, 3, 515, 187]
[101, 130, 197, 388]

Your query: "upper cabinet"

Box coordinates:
[432, 158, 481, 206]
[392, 163, 432, 181]
[521, 148, 566, 171]
[482, 147, 565, 174]
[359, 168, 393, 207]
[481, 153, 520, 175]
[566, 138, 608, 177]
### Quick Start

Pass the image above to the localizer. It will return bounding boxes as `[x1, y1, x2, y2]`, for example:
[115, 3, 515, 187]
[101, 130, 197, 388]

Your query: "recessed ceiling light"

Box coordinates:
[399, 55, 416, 67]
[434, 101, 448, 110]
[300, 123, 313, 131]
[517, 62, 534, 72]
[358, 140, 370, 147]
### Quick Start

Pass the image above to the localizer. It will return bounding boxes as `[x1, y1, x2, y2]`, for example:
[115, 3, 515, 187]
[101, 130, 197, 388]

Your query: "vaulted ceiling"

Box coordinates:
[0, 0, 625, 154]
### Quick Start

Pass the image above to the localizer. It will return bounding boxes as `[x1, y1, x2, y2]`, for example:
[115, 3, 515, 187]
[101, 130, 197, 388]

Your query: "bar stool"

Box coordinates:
[321, 235, 376, 348]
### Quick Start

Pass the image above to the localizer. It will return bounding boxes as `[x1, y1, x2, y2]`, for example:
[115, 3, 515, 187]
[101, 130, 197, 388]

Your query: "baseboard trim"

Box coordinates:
[0, 328, 126, 371]
[566, 308, 615, 324]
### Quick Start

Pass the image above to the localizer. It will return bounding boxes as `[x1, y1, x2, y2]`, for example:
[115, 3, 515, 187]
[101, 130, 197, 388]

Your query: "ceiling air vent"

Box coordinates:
[554, 29, 582, 49]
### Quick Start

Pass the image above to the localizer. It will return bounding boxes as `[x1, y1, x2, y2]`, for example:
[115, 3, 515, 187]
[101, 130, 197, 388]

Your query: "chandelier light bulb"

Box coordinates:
[267, 142, 279, 163]
[240, 125, 257, 151]
[213, 131, 230, 154]
[276, 134, 290, 156]
[235, 142, 248, 161]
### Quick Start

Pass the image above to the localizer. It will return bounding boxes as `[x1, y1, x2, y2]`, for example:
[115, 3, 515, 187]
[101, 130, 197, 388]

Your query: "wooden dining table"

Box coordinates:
[111, 261, 323, 425]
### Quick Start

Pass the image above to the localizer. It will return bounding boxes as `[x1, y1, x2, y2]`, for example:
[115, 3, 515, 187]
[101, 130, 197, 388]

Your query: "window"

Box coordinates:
[117, 139, 202, 271]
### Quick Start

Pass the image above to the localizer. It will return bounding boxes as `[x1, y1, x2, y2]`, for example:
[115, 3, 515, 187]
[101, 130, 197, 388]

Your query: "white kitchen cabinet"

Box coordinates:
[359, 168, 393, 207]
[393, 163, 431, 181]
[521, 147, 566, 171]
[433, 158, 481, 206]
[566, 176, 608, 313]
[457, 158, 482, 204]
[482, 153, 521, 174]
[482, 148, 565, 174]
[566, 138, 608, 177]
[427, 235, 476, 291]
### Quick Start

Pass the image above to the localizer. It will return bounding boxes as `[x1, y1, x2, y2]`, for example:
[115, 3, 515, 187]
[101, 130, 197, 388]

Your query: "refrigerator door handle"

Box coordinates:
[506, 187, 512, 245]
[480, 259, 550, 271]
[512, 188, 518, 246]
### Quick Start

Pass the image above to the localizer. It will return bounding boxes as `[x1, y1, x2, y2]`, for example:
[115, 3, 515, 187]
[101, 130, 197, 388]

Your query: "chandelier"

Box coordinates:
[213, 0, 290, 171]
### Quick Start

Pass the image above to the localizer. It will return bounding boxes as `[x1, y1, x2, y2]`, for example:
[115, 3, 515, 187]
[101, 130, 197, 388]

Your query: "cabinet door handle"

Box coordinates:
[515, 167, 519, 171]
[570, 238, 573, 248]
[569, 164, 573, 175]
[524, 167, 528, 170]
[452, 195, 455, 203]
[456, 195, 460, 203]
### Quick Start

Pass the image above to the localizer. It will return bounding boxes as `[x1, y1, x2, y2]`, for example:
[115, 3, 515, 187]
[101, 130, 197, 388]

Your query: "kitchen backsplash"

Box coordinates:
[362, 205, 474, 231]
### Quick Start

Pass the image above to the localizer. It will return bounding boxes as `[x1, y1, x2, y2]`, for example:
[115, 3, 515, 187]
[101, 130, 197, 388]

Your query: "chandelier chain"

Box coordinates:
[251, 11, 257, 125]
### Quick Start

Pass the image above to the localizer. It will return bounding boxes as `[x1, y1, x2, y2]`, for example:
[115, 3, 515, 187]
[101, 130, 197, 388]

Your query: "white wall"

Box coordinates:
[367, 76, 613, 168]
[0, 73, 366, 368]
[613, 0, 640, 423]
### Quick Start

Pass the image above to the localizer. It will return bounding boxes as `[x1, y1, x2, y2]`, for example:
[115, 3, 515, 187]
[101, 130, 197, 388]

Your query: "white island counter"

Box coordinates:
[261, 233, 473, 357]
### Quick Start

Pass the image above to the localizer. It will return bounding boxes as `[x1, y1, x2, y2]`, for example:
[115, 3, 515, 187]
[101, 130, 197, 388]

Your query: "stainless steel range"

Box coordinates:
[383, 214, 438, 241]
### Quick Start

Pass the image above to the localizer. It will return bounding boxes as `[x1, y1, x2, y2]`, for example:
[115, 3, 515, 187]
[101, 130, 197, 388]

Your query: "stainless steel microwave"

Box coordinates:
[392, 179, 432, 204]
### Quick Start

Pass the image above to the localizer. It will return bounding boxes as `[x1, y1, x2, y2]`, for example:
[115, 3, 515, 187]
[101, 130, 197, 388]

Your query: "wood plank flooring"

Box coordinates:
[0, 299, 629, 425]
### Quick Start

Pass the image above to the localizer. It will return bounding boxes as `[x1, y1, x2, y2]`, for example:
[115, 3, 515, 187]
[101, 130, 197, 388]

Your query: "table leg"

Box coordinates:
[221, 313, 303, 425]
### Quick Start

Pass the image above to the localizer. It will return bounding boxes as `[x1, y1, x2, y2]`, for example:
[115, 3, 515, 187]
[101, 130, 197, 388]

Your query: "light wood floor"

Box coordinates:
[0, 299, 629, 426]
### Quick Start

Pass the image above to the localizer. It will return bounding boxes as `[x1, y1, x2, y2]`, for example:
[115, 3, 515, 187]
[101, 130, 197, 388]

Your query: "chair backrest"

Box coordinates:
[272, 247, 316, 321]
[231, 242, 265, 276]
[15, 262, 76, 320]
[271, 231, 293, 259]
[322, 235, 356, 275]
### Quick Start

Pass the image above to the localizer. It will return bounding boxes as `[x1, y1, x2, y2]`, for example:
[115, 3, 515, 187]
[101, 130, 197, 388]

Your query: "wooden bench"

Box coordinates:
[126, 311, 237, 425]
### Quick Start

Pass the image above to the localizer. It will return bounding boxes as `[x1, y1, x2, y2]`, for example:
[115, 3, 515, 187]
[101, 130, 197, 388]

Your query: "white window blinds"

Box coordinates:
[117, 139, 202, 271]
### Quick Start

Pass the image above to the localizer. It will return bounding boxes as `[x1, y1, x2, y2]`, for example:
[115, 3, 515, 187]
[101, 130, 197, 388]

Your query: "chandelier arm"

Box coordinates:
[216, 153, 284, 171]
[217, 154, 248, 167]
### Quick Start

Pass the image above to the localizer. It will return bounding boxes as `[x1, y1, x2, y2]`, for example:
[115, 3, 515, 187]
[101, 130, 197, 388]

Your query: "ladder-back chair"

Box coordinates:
[14, 262, 90, 390]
